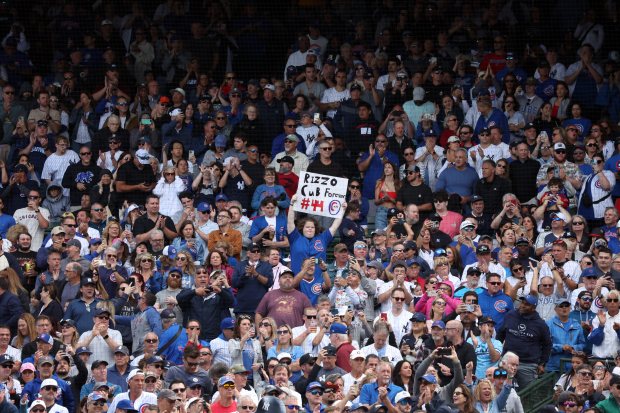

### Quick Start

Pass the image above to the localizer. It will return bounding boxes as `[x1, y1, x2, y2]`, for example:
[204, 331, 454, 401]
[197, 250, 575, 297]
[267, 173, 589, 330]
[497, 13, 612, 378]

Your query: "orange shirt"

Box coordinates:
[207, 228, 243, 260]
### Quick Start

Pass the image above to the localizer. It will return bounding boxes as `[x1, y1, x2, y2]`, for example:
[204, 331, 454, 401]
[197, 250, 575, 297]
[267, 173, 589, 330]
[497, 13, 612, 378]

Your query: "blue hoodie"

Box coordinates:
[22, 375, 74, 413]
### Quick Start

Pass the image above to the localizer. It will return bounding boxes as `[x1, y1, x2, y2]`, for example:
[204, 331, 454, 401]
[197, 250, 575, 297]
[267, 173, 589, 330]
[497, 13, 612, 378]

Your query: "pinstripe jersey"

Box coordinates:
[41, 150, 79, 195]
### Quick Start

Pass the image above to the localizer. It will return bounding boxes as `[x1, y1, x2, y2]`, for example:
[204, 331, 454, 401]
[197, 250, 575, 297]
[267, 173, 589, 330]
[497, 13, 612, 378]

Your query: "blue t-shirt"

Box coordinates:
[288, 228, 333, 275]
[604, 154, 620, 196]
[299, 276, 324, 305]
[0, 214, 15, 238]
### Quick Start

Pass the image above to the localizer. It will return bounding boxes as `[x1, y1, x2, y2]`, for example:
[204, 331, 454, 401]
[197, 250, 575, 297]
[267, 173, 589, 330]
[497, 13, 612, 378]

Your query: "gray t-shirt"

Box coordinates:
[155, 288, 183, 321]
[60, 282, 81, 309]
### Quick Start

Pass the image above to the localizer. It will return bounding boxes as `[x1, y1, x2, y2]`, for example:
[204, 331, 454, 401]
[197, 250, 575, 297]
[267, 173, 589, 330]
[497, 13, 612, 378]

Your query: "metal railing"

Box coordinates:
[517, 372, 558, 413]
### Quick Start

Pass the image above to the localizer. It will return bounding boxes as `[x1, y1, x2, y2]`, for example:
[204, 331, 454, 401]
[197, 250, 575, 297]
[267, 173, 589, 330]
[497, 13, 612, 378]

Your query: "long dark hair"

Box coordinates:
[391, 360, 414, 393]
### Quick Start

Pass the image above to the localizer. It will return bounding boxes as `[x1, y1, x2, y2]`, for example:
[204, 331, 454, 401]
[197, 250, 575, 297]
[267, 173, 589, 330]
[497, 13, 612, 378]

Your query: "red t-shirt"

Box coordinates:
[211, 400, 237, 413]
[336, 342, 356, 372]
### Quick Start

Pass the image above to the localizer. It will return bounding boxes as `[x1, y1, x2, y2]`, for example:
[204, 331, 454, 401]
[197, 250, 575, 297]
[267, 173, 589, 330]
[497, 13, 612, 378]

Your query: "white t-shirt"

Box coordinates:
[291, 325, 330, 354]
[13, 207, 50, 251]
[372, 310, 412, 345]
[321, 88, 350, 119]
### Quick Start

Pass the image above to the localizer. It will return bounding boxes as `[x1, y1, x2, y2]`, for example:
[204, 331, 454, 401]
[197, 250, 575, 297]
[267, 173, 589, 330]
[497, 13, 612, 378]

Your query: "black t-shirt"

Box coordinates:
[115, 162, 156, 206]
[240, 159, 265, 192]
[132, 214, 177, 240]
[307, 159, 345, 177]
[396, 182, 433, 216]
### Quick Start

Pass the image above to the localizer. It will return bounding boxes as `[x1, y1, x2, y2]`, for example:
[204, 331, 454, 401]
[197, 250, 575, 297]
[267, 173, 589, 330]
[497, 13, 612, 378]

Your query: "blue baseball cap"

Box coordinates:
[306, 381, 323, 391]
[116, 399, 137, 412]
[420, 374, 437, 384]
[215, 194, 229, 202]
[521, 294, 538, 306]
[218, 376, 234, 386]
[329, 323, 348, 334]
[197, 202, 211, 213]
[220, 317, 234, 330]
[581, 267, 598, 278]
[431, 321, 445, 329]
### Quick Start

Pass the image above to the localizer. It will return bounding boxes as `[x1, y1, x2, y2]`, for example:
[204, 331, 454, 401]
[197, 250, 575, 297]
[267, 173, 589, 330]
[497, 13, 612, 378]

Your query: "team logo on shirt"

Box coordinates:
[595, 180, 602, 189]
[312, 283, 322, 294]
[494, 300, 509, 313]
[314, 240, 324, 252]
[575, 124, 584, 136]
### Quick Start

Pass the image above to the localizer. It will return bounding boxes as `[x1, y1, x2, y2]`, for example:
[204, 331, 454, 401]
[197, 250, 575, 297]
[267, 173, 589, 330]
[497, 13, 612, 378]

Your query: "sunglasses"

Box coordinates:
[80, 151, 92, 156]
[145, 338, 158, 343]
[512, 267, 523, 272]
[145, 378, 157, 384]
[277, 330, 289, 334]
[42, 386, 58, 391]
[286, 406, 300, 411]
[392, 297, 405, 302]
[555, 150, 566, 154]
[222, 383, 235, 389]
[239, 407, 256, 411]
[488, 282, 502, 286]
[260, 322, 271, 327]
[172, 388, 186, 393]
[608, 298, 620, 303]
[349, 185, 360, 189]
[309, 390, 324, 396]
[168, 273, 181, 279]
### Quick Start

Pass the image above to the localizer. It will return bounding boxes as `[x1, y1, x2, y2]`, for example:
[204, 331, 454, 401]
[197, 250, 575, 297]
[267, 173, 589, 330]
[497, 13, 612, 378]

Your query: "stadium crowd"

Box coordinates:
[0, 1, 619, 413]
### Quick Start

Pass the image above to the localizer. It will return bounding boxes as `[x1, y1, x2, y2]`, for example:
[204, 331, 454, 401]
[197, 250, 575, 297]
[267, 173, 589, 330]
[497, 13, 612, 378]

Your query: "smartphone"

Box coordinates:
[380, 313, 388, 321]
[357, 259, 365, 266]
[429, 57, 437, 64]
[438, 347, 451, 356]
[59, 344, 66, 352]
[465, 304, 475, 312]
[314, 257, 319, 265]
[392, 110, 404, 117]
[428, 290, 437, 297]
[313, 113, 320, 123]
[124, 224, 132, 232]
[128, 279, 135, 287]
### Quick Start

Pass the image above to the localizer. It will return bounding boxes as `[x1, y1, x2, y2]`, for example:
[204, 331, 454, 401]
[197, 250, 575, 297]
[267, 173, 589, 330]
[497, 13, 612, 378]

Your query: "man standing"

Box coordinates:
[41, 136, 79, 190]
[76, 308, 122, 365]
[132, 194, 177, 243]
[474, 159, 512, 216]
[477, 273, 514, 330]
[232, 243, 273, 317]
[271, 136, 309, 176]
[107, 370, 157, 412]
[498, 294, 552, 389]
[13, 189, 49, 251]
[257, 84, 285, 151]
[115, 148, 156, 207]
[62, 145, 101, 208]
[546, 297, 585, 372]
[107, 346, 133, 392]
[444, 320, 477, 377]
[467, 128, 503, 177]
[509, 142, 541, 204]
[255, 270, 312, 328]
[360, 323, 402, 363]
[358, 135, 399, 202]
[164, 345, 212, 395]
[589, 290, 620, 359]
[63, 277, 100, 334]
[292, 307, 329, 354]
[114, 292, 163, 353]
[436, 149, 478, 205]
[207, 210, 242, 260]
[395, 165, 433, 215]
[0, 278, 21, 331]
[307, 139, 344, 177]
[176, 269, 234, 341]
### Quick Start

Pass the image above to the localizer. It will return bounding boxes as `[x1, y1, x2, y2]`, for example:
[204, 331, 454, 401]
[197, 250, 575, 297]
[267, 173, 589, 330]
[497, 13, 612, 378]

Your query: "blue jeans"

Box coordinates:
[375, 206, 389, 230]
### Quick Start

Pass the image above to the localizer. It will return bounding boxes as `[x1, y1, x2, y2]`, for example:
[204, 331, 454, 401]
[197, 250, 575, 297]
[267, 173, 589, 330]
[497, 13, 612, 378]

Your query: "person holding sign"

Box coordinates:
[287, 194, 346, 276]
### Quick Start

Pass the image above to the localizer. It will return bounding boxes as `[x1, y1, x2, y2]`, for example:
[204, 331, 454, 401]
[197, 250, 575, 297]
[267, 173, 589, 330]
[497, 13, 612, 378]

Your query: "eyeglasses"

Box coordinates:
[563, 402, 576, 408]
[216, 116, 226, 120]
[555, 150, 566, 154]
[187, 361, 199, 367]
[434, 301, 446, 306]
[488, 282, 502, 286]
[404, 152, 414, 156]
[145, 378, 157, 384]
[392, 297, 406, 302]
[286, 406, 300, 411]
[176, 257, 187, 261]
[578, 371, 593, 377]
[172, 388, 186, 393]
[586, 143, 598, 147]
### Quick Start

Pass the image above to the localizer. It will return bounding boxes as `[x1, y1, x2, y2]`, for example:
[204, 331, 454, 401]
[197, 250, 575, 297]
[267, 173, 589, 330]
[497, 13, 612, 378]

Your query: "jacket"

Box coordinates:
[232, 260, 273, 314]
[498, 309, 552, 365]
[177, 287, 235, 340]
[0, 399, 17, 413]
[22, 374, 74, 413]
[0, 290, 22, 331]
[115, 306, 163, 353]
[546, 315, 586, 372]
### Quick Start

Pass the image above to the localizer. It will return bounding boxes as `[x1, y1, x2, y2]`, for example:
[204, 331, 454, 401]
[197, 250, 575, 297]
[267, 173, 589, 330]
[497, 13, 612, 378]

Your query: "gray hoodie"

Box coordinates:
[41, 185, 71, 226]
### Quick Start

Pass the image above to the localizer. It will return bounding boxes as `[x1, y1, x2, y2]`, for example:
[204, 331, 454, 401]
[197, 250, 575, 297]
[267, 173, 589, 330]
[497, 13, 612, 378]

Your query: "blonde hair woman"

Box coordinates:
[11, 313, 35, 349]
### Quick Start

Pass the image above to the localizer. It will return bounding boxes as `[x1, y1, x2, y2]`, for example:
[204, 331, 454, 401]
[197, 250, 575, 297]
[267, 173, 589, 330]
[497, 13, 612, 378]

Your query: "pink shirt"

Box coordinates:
[438, 211, 463, 238]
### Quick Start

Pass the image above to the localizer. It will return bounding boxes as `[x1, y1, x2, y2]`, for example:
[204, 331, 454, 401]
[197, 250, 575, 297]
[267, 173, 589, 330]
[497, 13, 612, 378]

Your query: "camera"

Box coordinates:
[437, 347, 451, 356]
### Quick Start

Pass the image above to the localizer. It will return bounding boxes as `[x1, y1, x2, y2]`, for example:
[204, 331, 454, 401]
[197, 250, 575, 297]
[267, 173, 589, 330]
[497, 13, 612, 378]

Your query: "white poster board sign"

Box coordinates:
[293, 171, 348, 218]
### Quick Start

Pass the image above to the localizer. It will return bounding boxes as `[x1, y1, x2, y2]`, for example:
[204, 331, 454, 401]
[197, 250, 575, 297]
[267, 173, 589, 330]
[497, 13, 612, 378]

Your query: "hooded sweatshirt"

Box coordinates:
[42, 185, 70, 224]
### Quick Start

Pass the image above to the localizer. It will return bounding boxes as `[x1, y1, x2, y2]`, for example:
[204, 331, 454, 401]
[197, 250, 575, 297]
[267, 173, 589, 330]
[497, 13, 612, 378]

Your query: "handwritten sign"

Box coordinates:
[294, 171, 348, 218]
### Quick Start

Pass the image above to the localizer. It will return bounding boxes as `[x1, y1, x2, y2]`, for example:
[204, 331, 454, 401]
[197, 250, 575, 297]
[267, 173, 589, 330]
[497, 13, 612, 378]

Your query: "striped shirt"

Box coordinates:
[41, 151, 80, 195]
